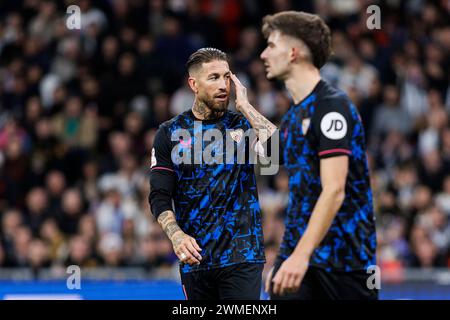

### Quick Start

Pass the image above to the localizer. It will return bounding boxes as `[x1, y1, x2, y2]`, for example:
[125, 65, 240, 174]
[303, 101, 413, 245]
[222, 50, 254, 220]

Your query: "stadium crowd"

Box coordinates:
[0, 0, 449, 279]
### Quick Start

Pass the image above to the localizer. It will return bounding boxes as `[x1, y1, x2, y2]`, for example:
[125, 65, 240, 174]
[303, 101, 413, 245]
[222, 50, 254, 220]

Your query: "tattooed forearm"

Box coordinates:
[157, 210, 183, 240]
[230, 72, 277, 142]
[242, 104, 277, 144]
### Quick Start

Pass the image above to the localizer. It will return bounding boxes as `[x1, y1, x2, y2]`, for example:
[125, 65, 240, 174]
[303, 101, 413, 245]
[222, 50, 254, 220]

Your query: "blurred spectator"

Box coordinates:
[45, 170, 66, 213]
[418, 150, 450, 193]
[100, 131, 131, 174]
[39, 218, 66, 263]
[78, 159, 100, 203]
[169, 78, 194, 116]
[98, 153, 144, 200]
[400, 60, 428, 120]
[65, 234, 98, 268]
[338, 51, 378, 98]
[28, 0, 58, 45]
[27, 238, 51, 275]
[0, 122, 32, 208]
[24, 187, 49, 236]
[11, 226, 33, 267]
[77, 214, 98, 246]
[57, 188, 86, 235]
[51, 96, 98, 149]
[410, 226, 447, 268]
[136, 229, 176, 271]
[79, 0, 108, 32]
[436, 176, 450, 216]
[371, 85, 412, 137]
[95, 187, 136, 237]
[1, 208, 23, 266]
[98, 233, 125, 267]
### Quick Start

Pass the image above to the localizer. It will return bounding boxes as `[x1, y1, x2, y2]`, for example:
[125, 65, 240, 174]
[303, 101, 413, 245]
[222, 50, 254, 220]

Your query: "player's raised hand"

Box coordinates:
[230, 73, 249, 112]
[171, 231, 203, 266]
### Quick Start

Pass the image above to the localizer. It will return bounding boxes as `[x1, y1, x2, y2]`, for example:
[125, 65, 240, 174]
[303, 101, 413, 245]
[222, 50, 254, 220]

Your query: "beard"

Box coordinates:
[201, 95, 229, 115]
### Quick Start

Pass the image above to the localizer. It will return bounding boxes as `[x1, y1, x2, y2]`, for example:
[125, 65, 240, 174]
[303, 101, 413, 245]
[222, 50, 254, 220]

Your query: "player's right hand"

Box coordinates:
[230, 73, 249, 112]
[171, 231, 203, 265]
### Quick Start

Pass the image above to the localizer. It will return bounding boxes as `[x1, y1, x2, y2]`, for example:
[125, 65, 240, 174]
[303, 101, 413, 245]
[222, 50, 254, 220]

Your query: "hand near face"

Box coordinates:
[230, 73, 249, 112]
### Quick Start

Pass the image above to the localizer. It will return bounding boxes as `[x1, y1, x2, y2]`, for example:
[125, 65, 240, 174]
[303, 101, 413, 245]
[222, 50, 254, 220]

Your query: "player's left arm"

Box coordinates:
[297, 156, 348, 254]
[271, 99, 353, 296]
[271, 157, 348, 296]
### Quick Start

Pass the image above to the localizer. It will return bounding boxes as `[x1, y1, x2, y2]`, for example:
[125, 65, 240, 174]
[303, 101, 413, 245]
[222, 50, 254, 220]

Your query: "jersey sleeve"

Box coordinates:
[149, 125, 175, 220]
[150, 125, 174, 172]
[312, 98, 353, 159]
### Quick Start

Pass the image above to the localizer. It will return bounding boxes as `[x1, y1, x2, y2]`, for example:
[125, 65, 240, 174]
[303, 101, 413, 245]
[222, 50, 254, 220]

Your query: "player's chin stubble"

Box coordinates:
[206, 97, 228, 113]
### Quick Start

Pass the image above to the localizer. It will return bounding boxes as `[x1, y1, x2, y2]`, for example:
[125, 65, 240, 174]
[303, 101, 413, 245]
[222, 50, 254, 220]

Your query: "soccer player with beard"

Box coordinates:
[230, 11, 377, 300]
[149, 48, 275, 300]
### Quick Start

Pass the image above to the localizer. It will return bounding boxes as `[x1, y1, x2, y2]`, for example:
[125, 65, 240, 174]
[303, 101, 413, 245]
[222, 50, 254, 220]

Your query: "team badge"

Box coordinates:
[302, 118, 311, 135]
[230, 129, 244, 143]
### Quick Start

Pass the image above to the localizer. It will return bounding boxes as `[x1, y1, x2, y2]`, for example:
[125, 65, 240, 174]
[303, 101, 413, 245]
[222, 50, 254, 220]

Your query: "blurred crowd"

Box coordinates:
[0, 0, 449, 278]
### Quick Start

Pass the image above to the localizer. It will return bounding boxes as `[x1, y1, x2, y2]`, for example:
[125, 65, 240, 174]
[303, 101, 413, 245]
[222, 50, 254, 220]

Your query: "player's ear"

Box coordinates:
[187, 76, 198, 94]
[290, 47, 300, 63]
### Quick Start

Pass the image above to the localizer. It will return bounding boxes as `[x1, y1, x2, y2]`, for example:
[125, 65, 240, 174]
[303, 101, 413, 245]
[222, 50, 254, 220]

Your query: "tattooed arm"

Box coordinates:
[157, 210, 203, 265]
[149, 125, 202, 265]
[230, 73, 278, 144]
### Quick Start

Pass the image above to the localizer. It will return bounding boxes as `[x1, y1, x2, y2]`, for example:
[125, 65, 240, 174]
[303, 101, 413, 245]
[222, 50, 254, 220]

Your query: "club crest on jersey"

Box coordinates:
[230, 129, 244, 143]
[302, 118, 311, 135]
[320, 112, 347, 140]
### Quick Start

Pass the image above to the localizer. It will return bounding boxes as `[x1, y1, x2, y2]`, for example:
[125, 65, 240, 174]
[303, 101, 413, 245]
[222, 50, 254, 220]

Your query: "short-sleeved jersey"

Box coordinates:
[279, 79, 376, 271]
[151, 109, 265, 273]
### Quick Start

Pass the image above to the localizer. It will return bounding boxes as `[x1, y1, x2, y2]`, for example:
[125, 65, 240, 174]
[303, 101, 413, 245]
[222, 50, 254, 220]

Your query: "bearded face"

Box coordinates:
[189, 60, 231, 115]
[197, 86, 229, 112]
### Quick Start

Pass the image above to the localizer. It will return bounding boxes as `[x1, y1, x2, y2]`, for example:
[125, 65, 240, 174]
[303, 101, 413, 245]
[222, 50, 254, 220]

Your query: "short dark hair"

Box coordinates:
[262, 11, 331, 69]
[186, 47, 228, 73]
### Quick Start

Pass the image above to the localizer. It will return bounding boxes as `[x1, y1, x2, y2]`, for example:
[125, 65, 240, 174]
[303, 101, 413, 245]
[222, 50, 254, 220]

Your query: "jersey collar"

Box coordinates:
[291, 79, 326, 108]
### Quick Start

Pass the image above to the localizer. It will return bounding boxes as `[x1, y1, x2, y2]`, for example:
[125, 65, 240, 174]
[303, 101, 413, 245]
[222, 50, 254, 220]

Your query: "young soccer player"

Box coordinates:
[231, 11, 378, 300]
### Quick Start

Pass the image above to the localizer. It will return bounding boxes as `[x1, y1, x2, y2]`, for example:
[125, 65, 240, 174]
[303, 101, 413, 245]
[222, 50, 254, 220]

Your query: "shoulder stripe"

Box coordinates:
[151, 166, 174, 172]
[318, 148, 352, 156]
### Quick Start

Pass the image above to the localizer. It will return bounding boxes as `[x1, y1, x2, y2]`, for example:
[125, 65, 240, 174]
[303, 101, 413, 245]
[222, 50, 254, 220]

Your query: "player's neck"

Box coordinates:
[284, 65, 321, 105]
[191, 99, 224, 120]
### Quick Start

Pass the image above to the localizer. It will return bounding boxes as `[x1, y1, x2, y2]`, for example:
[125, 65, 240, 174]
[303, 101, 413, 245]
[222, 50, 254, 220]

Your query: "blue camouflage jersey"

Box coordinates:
[278, 79, 376, 272]
[151, 109, 265, 273]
